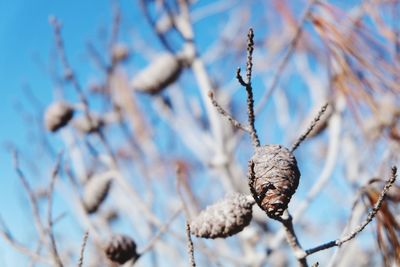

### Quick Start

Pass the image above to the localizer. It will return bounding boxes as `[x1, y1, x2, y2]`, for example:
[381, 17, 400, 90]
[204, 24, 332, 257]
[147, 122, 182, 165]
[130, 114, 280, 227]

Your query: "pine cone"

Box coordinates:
[105, 234, 139, 264]
[44, 101, 74, 132]
[190, 193, 255, 239]
[83, 174, 112, 214]
[131, 53, 182, 94]
[249, 144, 300, 218]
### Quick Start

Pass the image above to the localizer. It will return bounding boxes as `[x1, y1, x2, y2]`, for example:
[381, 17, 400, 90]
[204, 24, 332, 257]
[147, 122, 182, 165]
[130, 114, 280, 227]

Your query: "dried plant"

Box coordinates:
[3, 1, 400, 267]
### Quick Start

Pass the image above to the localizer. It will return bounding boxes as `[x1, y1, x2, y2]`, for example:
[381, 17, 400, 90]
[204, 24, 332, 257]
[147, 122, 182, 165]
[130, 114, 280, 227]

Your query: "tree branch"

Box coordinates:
[291, 103, 329, 152]
[186, 222, 196, 267]
[305, 166, 397, 256]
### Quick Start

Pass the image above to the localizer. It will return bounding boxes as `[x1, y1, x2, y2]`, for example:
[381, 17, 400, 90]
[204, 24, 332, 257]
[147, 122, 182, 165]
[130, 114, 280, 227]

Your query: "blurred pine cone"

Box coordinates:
[190, 193, 255, 239]
[105, 234, 139, 264]
[73, 115, 103, 134]
[249, 144, 300, 218]
[131, 53, 183, 94]
[83, 174, 112, 214]
[44, 101, 74, 132]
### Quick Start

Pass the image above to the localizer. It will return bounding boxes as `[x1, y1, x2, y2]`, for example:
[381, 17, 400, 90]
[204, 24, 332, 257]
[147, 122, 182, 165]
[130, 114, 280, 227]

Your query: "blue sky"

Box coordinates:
[0, 1, 115, 265]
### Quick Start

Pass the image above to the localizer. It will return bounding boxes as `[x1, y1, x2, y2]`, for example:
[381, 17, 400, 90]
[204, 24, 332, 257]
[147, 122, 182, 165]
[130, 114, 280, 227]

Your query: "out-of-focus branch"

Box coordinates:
[139, 0, 175, 53]
[138, 207, 182, 255]
[47, 152, 64, 267]
[255, 0, 319, 114]
[0, 217, 53, 265]
[12, 150, 46, 244]
[49, 16, 87, 107]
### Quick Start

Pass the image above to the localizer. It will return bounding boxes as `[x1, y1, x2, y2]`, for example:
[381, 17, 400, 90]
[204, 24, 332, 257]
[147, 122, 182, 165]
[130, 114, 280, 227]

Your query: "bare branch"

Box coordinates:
[255, 0, 319, 115]
[0, 217, 53, 265]
[235, 68, 247, 87]
[305, 166, 398, 256]
[238, 28, 260, 148]
[277, 212, 308, 267]
[47, 151, 64, 267]
[49, 17, 85, 99]
[139, 207, 183, 255]
[12, 150, 46, 243]
[291, 103, 329, 152]
[186, 222, 196, 267]
[208, 91, 251, 133]
[77, 231, 89, 267]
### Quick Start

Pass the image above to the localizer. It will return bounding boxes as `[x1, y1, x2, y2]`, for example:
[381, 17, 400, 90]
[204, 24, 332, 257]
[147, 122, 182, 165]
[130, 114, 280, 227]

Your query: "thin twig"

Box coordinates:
[207, 91, 251, 133]
[87, 43, 110, 73]
[47, 152, 64, 267]
[12, 150, 46, 244]
[291, 103, 329, 152]
[77, 231, 89, 267]
[237, 28, 260, 148]
[49, 16, 95, 132]
[109, 1, 121, 51]
[305, 166, 397, 256]
[0, 217, 53, 265]
[176, 163, 195, 220]
[277, 212, 308, 267]
[255, 0, 318, 115]
[186, 222, 196, 267]
[139, 207, 183, 255]
[49, 17, 86, 104]
[139, 0, 175, 53]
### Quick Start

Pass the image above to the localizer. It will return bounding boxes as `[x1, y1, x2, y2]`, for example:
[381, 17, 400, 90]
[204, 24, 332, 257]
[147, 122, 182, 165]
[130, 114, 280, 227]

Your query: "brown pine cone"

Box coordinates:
[105, 234, 139, 264]
[44, 101, 74, 132]
[249, 144, 300, 218]
[190, 193, 255, 239]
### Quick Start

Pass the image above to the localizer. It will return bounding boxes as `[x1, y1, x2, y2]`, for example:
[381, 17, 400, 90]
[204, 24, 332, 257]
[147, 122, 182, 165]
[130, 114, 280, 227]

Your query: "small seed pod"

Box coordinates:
[131, 53, 182, 94]
[111, 43, 129, 64]
[190, 193, 255, 239]
[105, 234, 139, 265]
[82, 174, 112, 214]
[73, 115, 103, 134]
[44, 101, 74, 132]
[249, 144, 300, 218]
